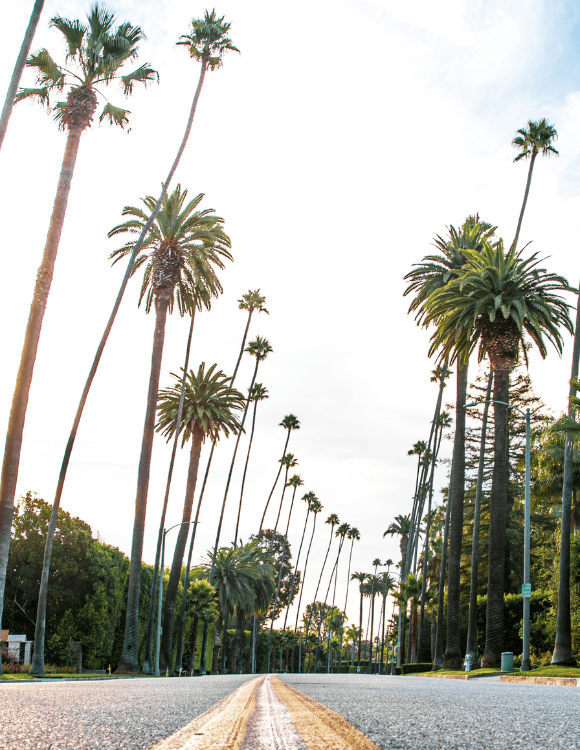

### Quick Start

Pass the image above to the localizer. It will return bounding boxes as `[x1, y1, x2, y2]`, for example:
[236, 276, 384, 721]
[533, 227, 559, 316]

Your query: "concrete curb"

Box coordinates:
[500, 675, 579, 686]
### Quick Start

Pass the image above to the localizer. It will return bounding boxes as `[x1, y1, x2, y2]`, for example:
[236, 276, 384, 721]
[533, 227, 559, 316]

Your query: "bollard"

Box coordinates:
[501, 652, 514, 672]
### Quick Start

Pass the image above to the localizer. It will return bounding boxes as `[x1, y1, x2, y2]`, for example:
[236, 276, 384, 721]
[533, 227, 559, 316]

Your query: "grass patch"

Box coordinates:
[420, 668, 503, 677]
[0, 672, 109, 680]
[0, 673, 35, 680]
[524, 665, 580, 678]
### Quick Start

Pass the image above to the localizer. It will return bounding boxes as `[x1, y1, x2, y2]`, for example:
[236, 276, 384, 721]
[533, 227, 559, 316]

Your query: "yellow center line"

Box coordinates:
[148, 676, 263, 750]
[271, 677, 381, 750]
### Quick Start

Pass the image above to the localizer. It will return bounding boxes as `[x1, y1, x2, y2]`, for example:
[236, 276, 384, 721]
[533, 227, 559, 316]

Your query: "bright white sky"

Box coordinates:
[2, 0, 580, 630]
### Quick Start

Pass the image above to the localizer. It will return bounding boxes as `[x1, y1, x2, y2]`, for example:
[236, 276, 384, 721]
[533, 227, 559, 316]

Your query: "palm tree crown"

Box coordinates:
[512, 119, 558, 162]
[425, 240, 574, 370]
[156, 363, 245, 445]
[404, 217, 497, 327]
[17, 4, 157, 129]
[109, 185, 232, 313]
[177, 10, 239, 70]
[238, 289, 269, 316]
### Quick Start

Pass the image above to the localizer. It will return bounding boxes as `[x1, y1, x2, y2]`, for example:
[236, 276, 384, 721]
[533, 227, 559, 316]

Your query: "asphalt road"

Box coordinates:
[280, 673, 580, 749]
[0, 674, 252, 750]
[2, 673, 579, 749]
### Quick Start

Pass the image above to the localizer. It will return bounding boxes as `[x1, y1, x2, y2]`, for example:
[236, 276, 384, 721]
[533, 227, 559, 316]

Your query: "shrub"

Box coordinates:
[1, 645, 21, 673]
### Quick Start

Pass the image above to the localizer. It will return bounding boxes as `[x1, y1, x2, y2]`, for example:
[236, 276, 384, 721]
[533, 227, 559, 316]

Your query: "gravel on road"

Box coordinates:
[0, 674, 252, 750]
[279, 673, 580, 749]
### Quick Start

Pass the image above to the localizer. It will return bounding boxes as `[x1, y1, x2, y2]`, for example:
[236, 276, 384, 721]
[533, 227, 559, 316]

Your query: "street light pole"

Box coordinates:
[155, 521, 198, 677]
[466, 399, 531, 672]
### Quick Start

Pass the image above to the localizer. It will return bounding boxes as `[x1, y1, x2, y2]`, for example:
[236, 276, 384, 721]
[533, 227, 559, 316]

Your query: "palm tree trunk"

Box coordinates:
[189, 613, 200, 670]
[143, 312, 195, 674]
[443, 364, 468, 670]
[234, 397, 259, 545]
[433, 471, 452, 670]
[174, 444, 213, 673]
[274, 467, 290, 532]
[199, 359, 260, 675]
[465, 369, 493, 665]
[282, 508, 310, 631]
[512, 151, 537, 251]
[0, 0, 44, 151]
[24, 59, 210, 674]
[260, 431, 291, 529]
[357, 589, 364, 671]
[232, 311, 252, 382]
[116, 295, 171, 673]
[338, 538, 355, 666]
[369, 594, 376, 670]
[379, 592, 387, 673]
[159, 425, 204, 672]
[482, 369, 510, 668]
[552, 286, 580, 666]
[294, 514, 318, 674]
[7, 126, 85, 676]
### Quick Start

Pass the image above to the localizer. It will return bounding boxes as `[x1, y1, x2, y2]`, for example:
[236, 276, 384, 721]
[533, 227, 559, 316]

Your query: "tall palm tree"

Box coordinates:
[384, 514, 410, 665]
[338, 527, 360, 663]
[282, 490, 313, 634]
[232, 290, 269, 381]
[274, 454, 299, 531]
[261, 415, 301, 529]
[283, 474, 304, 536]
[233, 383, 269, 546]
[465, 369, 493, 666]
[405, 217, 497, 670]
[20, 13, 239, 677]
[0, 0, 45, 150]
[366, 559, 382, 671]
[185, 579, 217, 672]
[110, 186, 232, 673]
[552, 289, 580, 666]
[3, 7, 157, 670]
[309, 514, 340, 625]
[155, 364, 245, 673]
[351, 572, 368, 671]
[143, 283, 220, 674]
[295, 498, 322, 672]
[203, 542, 275, 674]
[511, 119, 558, 251]
[378, 568, 394, 672]
[426, 240, 573, 667]
[324, 525, 350, 672]
[199, 336, 272, 675]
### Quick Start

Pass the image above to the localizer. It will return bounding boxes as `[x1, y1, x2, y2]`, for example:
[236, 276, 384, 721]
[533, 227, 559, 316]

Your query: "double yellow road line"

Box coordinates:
[149, 675, 380, 749]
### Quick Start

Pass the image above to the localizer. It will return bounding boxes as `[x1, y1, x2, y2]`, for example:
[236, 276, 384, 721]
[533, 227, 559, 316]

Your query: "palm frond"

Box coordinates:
[14, 87, 50, 106]
[26, 49, 66, 90]
[121, 64, 158, 95]
[50, 16, 87, 61]
[99, 102, 130, 128]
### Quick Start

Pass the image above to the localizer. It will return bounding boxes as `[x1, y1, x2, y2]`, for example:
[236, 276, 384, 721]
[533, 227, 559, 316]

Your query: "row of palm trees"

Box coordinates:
[391, 118, 578, 669]
[0, 4, 248, 675]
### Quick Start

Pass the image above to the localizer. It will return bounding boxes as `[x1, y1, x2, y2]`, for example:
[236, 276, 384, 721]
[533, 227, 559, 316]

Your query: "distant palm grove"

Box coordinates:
[0, 5, 579, 678]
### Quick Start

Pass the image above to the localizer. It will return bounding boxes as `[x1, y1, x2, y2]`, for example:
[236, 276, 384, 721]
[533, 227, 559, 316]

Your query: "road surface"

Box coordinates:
[2, 673, 579, 749]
